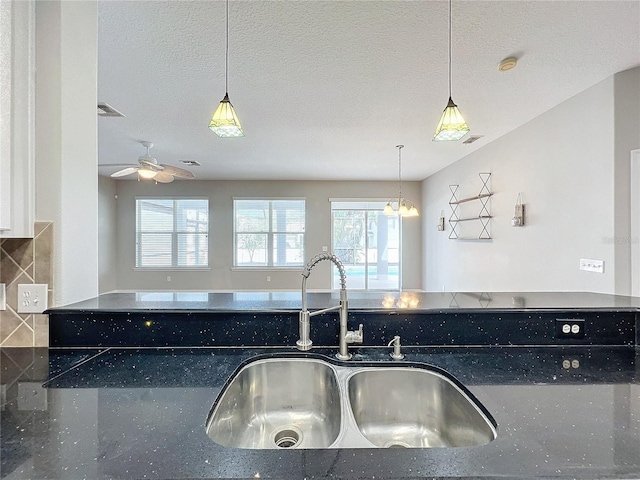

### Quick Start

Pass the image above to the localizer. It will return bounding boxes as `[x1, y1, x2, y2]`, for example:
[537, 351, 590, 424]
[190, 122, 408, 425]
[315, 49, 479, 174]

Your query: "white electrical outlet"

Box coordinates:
[17, 284, 48, 313]
[580, 259, 604, 273]
[266, 276, 271, 282]
[562, 359, 581, 370]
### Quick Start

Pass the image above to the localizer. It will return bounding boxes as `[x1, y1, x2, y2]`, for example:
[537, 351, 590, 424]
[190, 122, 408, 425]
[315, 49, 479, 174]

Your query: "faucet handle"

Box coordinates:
[346, 324, 364, 344]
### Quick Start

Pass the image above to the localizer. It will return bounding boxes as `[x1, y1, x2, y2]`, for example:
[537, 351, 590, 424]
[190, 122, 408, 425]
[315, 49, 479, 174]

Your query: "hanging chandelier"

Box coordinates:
[209, 0, 244, 137]
[384, 145, 419, 218]
[433, 0, 469, 142]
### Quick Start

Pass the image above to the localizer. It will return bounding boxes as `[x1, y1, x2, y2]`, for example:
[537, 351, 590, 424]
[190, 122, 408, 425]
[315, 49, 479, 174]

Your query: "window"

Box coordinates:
[135, 198, 208, 268]
[331, 200, 400, 290]
[234, 199, 305, 267]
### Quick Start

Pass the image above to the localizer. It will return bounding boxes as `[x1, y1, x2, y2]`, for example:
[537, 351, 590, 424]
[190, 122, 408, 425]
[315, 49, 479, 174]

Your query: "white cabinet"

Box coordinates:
[0, 0, 35, 238]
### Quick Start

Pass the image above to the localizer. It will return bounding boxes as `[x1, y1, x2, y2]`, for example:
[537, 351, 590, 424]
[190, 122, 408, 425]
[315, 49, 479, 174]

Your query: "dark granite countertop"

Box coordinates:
[47, 291, 640, 314]
[10, 292, 640, 478]
[2, 345, 639, 479]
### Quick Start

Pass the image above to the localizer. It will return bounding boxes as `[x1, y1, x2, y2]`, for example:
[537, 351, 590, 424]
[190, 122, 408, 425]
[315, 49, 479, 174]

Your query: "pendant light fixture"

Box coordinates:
[384, 145, 419, 218]
[433, 0, 469, 142]
[209, 0, 244, 138]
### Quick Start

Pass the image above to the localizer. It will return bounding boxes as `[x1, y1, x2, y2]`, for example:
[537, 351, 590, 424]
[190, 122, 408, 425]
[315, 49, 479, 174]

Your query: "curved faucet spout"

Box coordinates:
[301, 253, 346, 312]
[302, 253, 347, 286]
[298, 252, 362, 360]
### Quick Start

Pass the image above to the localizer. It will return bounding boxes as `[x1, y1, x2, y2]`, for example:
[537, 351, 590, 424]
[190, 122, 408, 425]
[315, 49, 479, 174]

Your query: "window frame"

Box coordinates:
[233, 197, 306, 268]
[135, 197, 210, 270]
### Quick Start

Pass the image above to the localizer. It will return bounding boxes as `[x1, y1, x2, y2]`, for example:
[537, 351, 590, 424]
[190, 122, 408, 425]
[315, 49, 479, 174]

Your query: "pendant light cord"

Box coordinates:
[397, 145, 404, 202]
[448, 0, 452, 98]
[225, 0, 229, 94]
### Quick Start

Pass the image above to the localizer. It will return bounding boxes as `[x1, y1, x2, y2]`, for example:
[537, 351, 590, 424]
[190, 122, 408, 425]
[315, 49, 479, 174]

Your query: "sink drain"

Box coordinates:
[384, 441, 411, 448]
[272, 426, 302, 449]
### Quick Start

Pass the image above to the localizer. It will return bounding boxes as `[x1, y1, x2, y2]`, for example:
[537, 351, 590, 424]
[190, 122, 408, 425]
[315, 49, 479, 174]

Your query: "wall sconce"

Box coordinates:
[512, 193, 525, 227]
[437, 210, 446, 231]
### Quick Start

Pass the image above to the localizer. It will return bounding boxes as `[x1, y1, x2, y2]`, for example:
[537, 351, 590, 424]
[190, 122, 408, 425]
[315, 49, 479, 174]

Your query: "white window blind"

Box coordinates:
[136, 198, 209, 268]
[234, 199, 305, 267]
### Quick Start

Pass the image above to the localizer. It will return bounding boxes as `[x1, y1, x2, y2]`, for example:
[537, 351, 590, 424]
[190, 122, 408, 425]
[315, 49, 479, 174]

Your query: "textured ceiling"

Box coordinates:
[97, 0, 640, 181]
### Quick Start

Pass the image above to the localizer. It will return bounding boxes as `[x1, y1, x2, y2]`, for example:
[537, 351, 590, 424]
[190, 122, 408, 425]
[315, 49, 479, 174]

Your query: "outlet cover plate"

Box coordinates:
[580, 258, 604, 273]
[17, 284, 48, 313]
[555, 318, 586, 339]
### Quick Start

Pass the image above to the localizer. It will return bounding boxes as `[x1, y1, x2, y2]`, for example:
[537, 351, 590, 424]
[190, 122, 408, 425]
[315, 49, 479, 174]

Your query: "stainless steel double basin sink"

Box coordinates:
[206, 354, 496, 449]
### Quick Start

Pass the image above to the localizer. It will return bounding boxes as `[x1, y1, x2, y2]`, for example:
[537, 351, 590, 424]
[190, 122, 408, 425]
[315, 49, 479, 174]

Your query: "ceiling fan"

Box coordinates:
[102, 141, 196, 183]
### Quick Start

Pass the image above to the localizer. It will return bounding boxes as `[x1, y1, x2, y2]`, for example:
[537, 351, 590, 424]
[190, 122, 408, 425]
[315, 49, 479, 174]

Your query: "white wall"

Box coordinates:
[35, 0, 98, 306]
[98, 176, 117, 293]
[111, 179, 422, 291]
[422, 76, 619, 293]
[613, 67, 640, 295]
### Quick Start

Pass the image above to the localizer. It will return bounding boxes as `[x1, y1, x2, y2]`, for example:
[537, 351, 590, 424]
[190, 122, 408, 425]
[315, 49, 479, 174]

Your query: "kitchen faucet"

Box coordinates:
[297, 252, 363, 360]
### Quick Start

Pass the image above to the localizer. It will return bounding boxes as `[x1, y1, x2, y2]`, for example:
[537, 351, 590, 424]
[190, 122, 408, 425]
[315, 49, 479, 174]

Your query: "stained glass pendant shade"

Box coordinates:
[209, 93, 244, 138]
[433, 97, 469, 141]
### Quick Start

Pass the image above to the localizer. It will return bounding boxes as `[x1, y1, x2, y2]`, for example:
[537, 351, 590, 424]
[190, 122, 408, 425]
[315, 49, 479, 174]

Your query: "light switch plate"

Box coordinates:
[579, 259, 604, 273]
[17, 284, 48, 313]
[0, 283, 5, 310]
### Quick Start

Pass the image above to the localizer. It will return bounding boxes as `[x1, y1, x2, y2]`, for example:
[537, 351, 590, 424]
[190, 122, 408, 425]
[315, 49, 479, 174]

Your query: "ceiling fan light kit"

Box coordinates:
[210, 0, 244, 138]
[137, 168, 157, 180]
[433, 0, 470, 142]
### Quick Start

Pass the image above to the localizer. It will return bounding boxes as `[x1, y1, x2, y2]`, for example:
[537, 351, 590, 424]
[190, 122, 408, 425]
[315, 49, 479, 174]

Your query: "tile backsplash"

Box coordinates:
[0, 223, 54, 347]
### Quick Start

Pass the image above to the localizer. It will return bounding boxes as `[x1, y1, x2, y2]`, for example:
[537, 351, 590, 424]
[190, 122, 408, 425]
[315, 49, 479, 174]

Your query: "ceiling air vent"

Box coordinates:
[181, 160, 201, 167]
[462, 135, 484, 145]
[97, 103, 125, 117]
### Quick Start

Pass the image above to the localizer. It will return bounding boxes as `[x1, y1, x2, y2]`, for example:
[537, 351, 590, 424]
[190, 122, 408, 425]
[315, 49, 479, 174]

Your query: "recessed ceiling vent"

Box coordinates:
[181, 160, 201, 167]
[97, 102, 125, 117]
[462, 135, 484, 145]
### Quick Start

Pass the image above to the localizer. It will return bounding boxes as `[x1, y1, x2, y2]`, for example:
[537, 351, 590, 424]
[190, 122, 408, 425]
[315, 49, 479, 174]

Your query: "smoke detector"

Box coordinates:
[498, 57, 518, 72]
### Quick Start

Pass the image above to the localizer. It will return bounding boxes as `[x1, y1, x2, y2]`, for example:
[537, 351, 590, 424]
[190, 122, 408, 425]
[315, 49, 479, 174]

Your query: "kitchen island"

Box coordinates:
[1, 291, 639, 479]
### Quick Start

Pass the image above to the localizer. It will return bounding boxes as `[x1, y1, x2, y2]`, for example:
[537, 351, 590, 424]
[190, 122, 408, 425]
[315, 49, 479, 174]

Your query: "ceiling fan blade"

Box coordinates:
[154, 172, 175, 183]
[159, 164, 195, 179]
[139, 157, 158, 167]
[110, 167, 139, 178]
